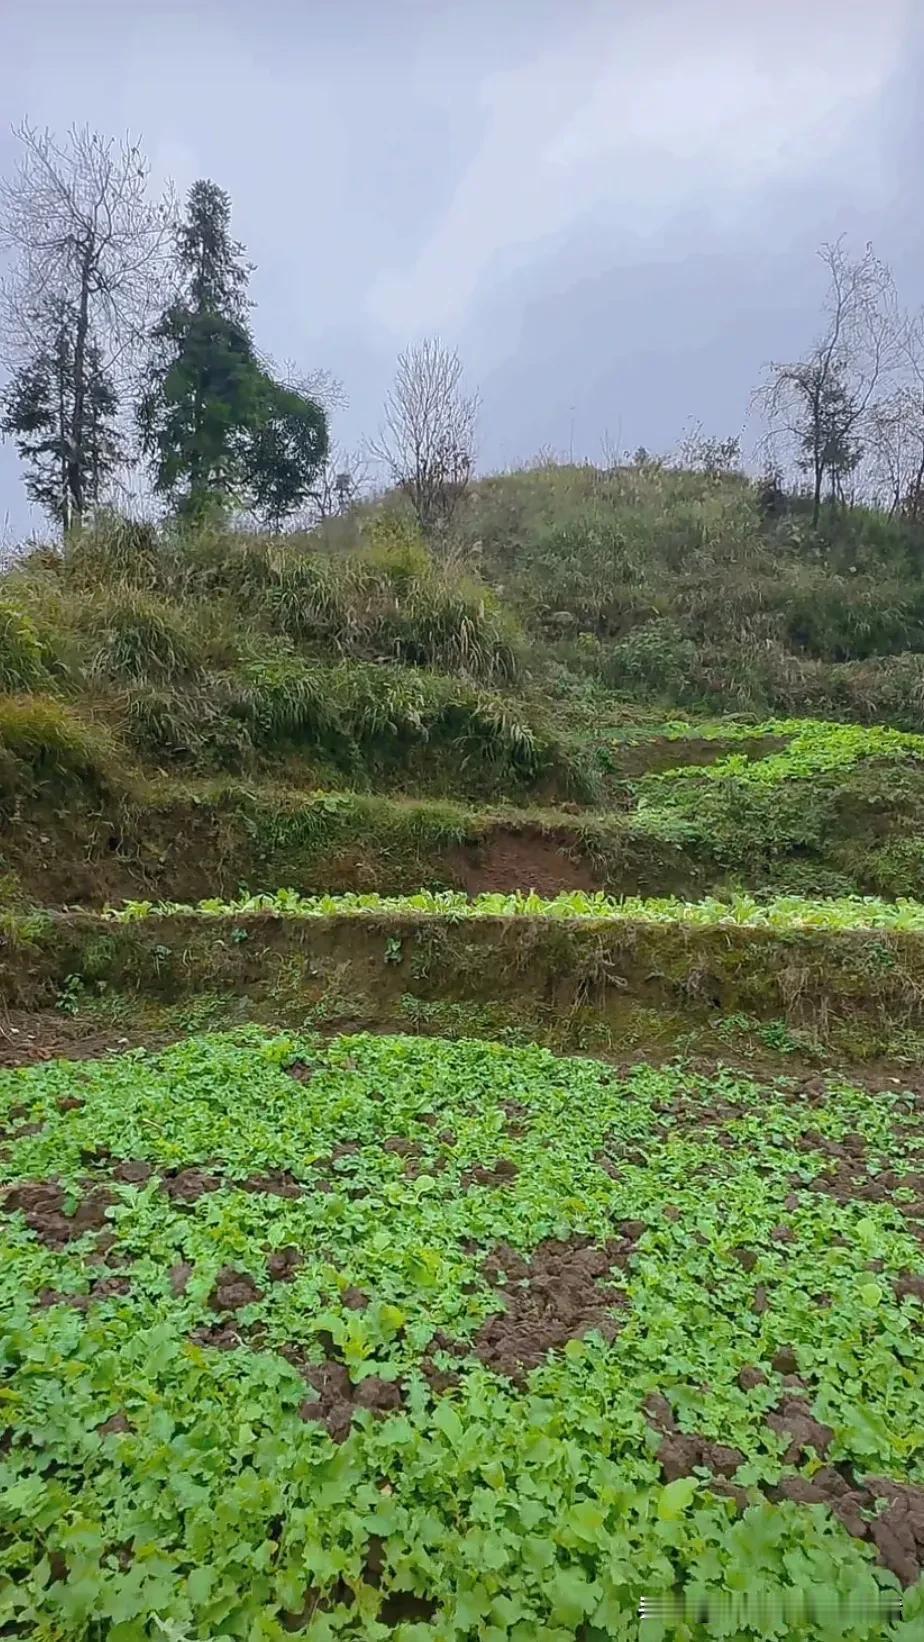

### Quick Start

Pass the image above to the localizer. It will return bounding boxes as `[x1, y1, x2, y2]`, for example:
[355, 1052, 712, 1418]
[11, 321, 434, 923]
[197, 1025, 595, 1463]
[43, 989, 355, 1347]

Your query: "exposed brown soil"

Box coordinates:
[766, 1396, 835, 1464]
[98, 1412, 133, 1437]
[804, 1147, 924, 1244]
[646, 1387, 924, 1585]
[38, 1274, 131, 1310]
[297, 1359, 404, 1442]
[501, 1101, 528, 1138]
[771, 1345, 799, 1376]
[614, 733, 790, 779]
[169, 1261, 194, 1295]
[444, 830, 600, 897]
[279, 1568, 435, 1630]
[379, 1593, 438, 1625]
[4, 1179, 115, 1248]
[86, 1229, 123, 1268]
[0, 1118, 44, 1142]
[239, 1171, 305, 1199]
[161, 1167, 222, 1203]
[382, 1136, 418, 1156]
[189, 1321, 252, 1351]
[208, 1267, 263, 1313]
[777, 1469, 924, 1587]
[645, 1392, 746, 1489]
[111, 1160, 154, 1184]
[38, 1288, 90, 1311]
[737, 1365, 768, 1391]
[463, 1159, 519, 1189]
[382, 1135, 431, 1178]
[286, 1060, 315, 1084]
[266, 1246, 303, 1283]
[0, 1018, 180, 1068]
[474, 1235, 634, 1377]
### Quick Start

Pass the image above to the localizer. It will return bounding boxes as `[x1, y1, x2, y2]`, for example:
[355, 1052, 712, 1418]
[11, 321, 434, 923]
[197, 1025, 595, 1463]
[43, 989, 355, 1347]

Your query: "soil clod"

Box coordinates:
[208, 1267, 263, 1312]
[4, 1179, 115, 1248]
[162, 1167, 221, 1203]
[298, 1359, 405, 1442]
[266, 1246, 303, 1283]
[474, 1236, 629, 1377]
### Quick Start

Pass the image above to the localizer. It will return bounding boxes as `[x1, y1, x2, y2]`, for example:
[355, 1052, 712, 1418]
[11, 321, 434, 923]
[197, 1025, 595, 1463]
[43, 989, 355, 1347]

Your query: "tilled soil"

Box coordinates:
[4, 1179, 115, 1248]
[208, 1267, 263, 1313]
[294, 1358, 404, 1443]
[474, 1233, 637, 1377]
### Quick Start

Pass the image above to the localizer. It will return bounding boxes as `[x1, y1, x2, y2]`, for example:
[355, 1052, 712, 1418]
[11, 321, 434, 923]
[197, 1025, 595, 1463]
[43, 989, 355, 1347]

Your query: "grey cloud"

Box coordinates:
[0, 0, 920, 535]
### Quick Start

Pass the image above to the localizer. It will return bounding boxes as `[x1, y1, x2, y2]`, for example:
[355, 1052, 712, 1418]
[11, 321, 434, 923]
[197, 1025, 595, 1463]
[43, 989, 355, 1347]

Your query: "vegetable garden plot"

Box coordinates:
[2, 1030, 924, 1638]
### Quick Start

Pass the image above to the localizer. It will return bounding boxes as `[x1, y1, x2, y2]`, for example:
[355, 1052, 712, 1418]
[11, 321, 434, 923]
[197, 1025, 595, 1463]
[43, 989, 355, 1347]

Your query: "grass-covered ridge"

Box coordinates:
[104, 887, 924, 932]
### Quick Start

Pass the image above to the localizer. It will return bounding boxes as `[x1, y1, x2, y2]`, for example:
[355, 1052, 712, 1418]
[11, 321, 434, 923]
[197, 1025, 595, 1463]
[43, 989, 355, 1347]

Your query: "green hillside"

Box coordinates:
[6, 467, 924, 1639]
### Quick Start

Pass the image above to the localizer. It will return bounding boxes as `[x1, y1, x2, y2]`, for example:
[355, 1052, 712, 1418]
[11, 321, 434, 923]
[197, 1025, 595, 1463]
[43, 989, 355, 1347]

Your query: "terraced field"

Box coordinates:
[7, 686, 924, 1632]
[3, 1032, 924, 1638]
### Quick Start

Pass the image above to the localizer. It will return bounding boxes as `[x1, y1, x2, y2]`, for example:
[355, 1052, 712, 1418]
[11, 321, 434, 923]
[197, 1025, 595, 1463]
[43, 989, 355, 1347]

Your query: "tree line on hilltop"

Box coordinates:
[2, 121, 924, 541]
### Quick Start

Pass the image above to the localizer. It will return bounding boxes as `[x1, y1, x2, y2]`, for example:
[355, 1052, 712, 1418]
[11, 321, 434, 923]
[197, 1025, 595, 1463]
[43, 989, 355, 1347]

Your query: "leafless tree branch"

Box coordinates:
[369, 337, 478, 535]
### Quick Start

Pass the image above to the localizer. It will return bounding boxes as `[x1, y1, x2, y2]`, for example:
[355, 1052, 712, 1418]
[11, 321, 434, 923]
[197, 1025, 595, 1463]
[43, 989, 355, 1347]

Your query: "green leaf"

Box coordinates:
[548, 1568, 599, 1627]
[657, 1477, 698, 1521]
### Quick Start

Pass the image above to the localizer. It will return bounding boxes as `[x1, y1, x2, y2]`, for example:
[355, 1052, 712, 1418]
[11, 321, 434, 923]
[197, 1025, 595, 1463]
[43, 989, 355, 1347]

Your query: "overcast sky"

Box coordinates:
[0, 0, 920, 537]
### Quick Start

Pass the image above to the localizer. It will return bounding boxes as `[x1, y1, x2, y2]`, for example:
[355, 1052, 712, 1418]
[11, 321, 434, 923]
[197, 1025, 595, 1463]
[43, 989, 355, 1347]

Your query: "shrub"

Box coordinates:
[123, 684, 252, 768]
[604, 621, 699, 700]
[230, 658, 593, 797]
[261, 532, 521, 683]
[232, 658, 345, 752]
[780, 574, 924, 661]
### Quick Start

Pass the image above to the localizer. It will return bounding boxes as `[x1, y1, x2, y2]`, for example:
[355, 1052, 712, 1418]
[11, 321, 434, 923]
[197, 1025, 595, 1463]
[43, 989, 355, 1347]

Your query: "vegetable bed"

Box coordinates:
[3, 1031, 924, 1638]
[102, 888, 924, 932]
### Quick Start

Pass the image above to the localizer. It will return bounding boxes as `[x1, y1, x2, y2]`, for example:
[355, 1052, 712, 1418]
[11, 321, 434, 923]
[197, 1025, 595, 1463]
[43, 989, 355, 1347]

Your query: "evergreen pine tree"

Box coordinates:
[139, 181, 327, 521]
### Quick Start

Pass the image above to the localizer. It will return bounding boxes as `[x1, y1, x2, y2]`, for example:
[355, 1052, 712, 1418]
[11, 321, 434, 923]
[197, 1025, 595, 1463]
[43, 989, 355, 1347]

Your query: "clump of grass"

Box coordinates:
[0, 599, 47, 691]
[87, 593, 202, 685]
[232, 658, 345, 752]
[256, 519, 521, 684]
[0, 694, 123, 796]
[64, 513, 164, 590]
[123, 684, 250, 769]
[228, 657, 594, 797]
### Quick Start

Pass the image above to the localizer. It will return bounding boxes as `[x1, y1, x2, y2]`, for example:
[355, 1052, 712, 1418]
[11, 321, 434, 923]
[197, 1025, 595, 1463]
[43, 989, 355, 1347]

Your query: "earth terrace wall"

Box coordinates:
[4, 910, 924, 1058]
[1, 795, 705, 908]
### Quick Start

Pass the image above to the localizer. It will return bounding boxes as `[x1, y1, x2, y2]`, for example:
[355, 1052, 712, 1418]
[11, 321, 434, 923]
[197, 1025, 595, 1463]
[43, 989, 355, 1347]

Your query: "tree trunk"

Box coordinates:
[909, 447, 924, 523]
[56, 332, 70, 531]
[68, 244, 94, 523]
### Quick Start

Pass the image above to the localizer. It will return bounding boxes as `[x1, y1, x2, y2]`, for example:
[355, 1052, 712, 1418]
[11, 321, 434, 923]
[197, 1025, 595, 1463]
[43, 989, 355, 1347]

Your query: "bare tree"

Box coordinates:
[306, 442, 372, 519]
[370, 338, 478, 535]
[755, 240, 898, 526]
[865, 311, 924, 520]
[0, 121, 173, 527]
